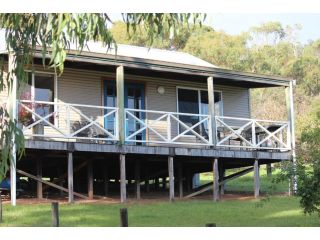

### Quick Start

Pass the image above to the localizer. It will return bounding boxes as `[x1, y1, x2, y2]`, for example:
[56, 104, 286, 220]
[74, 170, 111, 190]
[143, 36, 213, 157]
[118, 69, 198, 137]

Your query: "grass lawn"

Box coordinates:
[200, 165, 288, 194]
[0, 196, 319, 227]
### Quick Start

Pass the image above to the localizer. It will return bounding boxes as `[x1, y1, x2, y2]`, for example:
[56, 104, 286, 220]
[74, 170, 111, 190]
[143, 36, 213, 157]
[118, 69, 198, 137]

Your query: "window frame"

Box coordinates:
[24, 70, 58, 126]
[176, 86, 223, 137]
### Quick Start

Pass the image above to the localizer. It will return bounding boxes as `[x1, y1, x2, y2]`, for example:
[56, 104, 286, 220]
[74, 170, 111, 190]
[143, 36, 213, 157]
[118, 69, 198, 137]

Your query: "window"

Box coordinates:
[177, 87, 222, 136]
[21, 72, 56, 124]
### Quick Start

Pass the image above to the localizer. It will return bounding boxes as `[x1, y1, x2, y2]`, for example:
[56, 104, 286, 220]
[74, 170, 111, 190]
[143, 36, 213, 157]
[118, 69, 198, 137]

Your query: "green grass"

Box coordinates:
[200, 166, 288, 194]
[0, 196, 319, 227]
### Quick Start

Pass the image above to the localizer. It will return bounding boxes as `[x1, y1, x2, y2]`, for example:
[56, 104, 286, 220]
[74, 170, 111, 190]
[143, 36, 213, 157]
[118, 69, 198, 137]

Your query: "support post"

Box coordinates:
[51, 202, 59, 227]
[168, 156, 174, 202]
[162, 177, 166, 190]
[135, 160, 141, 200]
[68, 152, 74, 203]
[145, 169, 150, 193]
[213, 158, 219, 201]
[178, 162, 183, 198]
[286, 81, 297, 193]
[120, 208, 128, 227]
[120, 154, 126, 203]
[116, 65, 125, 145]
[37, 159, 43, 199]
[103, 163, 108, 197]
[207, 76, 216, 146]
[266, 164, 272, 177]
[9, 52, 17, 206]
[87, 159, 93, 199]
[219, 165, 225, 195]
[254, 159, 260, 198]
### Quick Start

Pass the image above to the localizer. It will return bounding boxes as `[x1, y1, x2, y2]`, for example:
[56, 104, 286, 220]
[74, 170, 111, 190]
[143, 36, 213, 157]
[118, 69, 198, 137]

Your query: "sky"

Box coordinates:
[109, 13, 320, 45]
[205, 13, 320, 44]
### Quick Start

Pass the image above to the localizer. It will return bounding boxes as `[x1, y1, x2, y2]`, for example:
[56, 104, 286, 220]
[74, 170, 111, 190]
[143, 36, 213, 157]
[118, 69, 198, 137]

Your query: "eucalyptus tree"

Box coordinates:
[0, 13, 205, 179]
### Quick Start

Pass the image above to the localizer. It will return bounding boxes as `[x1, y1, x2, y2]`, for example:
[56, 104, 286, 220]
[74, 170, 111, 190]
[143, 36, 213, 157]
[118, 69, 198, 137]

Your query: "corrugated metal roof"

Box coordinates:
[76, 41, 218, 68]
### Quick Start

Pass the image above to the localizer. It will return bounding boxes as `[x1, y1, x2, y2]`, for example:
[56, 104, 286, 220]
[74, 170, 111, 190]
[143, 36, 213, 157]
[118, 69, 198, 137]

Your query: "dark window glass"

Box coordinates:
[177, 89, 199, 135]
[34, 74, 55, 124]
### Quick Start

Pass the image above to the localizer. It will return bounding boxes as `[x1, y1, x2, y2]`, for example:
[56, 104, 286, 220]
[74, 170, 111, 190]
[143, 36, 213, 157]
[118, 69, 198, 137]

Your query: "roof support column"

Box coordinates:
[8, 52, 17, 206]
[285, 81, 297, 193]
[116, 65, 125, 145]
[207, 76, 217, 147]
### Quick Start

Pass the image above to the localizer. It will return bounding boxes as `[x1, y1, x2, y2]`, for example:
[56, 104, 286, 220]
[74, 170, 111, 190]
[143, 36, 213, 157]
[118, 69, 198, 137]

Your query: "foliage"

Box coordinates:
[0, 13, 205, 180]
[296, 100, 320, 215]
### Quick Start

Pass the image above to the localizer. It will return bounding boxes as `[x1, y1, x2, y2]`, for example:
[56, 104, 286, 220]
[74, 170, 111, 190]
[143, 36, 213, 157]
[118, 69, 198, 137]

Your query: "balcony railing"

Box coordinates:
[17, 100, 291, 151]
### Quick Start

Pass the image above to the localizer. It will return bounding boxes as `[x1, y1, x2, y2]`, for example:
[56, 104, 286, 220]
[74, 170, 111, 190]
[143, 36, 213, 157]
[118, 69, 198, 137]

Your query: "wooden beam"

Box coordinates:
[87, 159, 93, 199]
[120, 154, 126, 203]
[219, 167, 254, 185]
[213, 158, 219, 201]
[16, 169, 87, 199]
[36, 159, 43, 199]
[162, 177, 166, 190]
[178, 162, 183, 198]
[254, 159, 260, 198]
[43, 161, 87, 191]
[103, 163, 109, 197]
[68, 152, 74, 203]
[219, 168, 225, 195]
[117, 65, 125, 145]
[184, 184, 212, 199]
[135, 160, 141, 200]
[168, 156, 174, 202]
[207, 76, 217, 145]
[266, 164, 272, 177]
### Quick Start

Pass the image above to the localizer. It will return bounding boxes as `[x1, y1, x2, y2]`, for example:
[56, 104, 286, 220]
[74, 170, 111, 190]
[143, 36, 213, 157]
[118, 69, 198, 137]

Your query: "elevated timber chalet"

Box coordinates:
[0, 42, 295, 205]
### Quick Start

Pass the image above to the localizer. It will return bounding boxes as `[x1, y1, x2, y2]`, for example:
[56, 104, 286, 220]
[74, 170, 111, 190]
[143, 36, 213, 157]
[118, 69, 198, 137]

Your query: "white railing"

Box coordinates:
[17, 100, 119, 142]
[215, 116, 291, 151]
[125, 108, 212, 146]
[17, 100, 291, 151]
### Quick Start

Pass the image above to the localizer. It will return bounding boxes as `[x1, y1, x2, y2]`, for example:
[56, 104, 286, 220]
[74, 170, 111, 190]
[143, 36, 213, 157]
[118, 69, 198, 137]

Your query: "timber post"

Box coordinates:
[51, 202, 59, 227]
[120, 208, 128, 227]
[103, 163, 109, 197]
[67, 151, 74, 204]
[266, 164, 272, 177]
[168, 155, 175, 202]
[135, 160, 141, 200]
[213, 158, 219, 201]
[8, 52, 17, 206]
[116, 65, 125, 145]
[37, 158, 43, 199]
[0, 190, 2, 223]
[178, 162, 183, 198]
[87, 159, 93, 199]
[219, 163, 225, 195]
[207, 76, 217, 146]
[254, 159, 260, 198]
[120, 153, 127, 203]
[286, 80, 297, 193]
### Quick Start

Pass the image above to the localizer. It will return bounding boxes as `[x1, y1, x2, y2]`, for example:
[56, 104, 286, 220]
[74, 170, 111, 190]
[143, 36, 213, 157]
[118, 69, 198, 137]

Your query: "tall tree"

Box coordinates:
[0, 13, 205, 179]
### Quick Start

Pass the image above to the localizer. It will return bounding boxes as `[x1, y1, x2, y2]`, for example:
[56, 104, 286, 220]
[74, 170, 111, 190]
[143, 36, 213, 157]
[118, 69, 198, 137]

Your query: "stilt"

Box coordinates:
[135, 160, 141, 200]
[68, 152, 74, 203]
[168, 156, 174, 202]
[120, 154, 126, 203]
[178, 162, 183, 198]
[213, 158, 219, 201]
[266, 164, 272, 177]
[162, 177, 166, 190]
[145, 170, 150, 193]
[254, 159, 260, 198]
[155, 178, 159, 190]
[219, 164, 225, 195]
[186, 169, 191, 192]
[87, 159, 93, 199]
[103, 163, 108, 197]
[37, 158, 43, 199]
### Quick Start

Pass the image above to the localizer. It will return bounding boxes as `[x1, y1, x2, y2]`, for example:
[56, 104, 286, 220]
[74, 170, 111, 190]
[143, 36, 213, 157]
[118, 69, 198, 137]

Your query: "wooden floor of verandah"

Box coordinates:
[7, 139, 292, 202]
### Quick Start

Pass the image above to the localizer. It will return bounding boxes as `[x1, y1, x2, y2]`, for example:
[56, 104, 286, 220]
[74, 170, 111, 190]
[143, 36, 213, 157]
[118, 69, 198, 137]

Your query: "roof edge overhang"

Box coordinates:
[0, 49, 293, 87]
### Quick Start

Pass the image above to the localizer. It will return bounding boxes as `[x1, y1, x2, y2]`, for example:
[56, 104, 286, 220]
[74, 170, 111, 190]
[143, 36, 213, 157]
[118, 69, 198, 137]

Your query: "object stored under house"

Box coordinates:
[0, 42, 295, 205]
